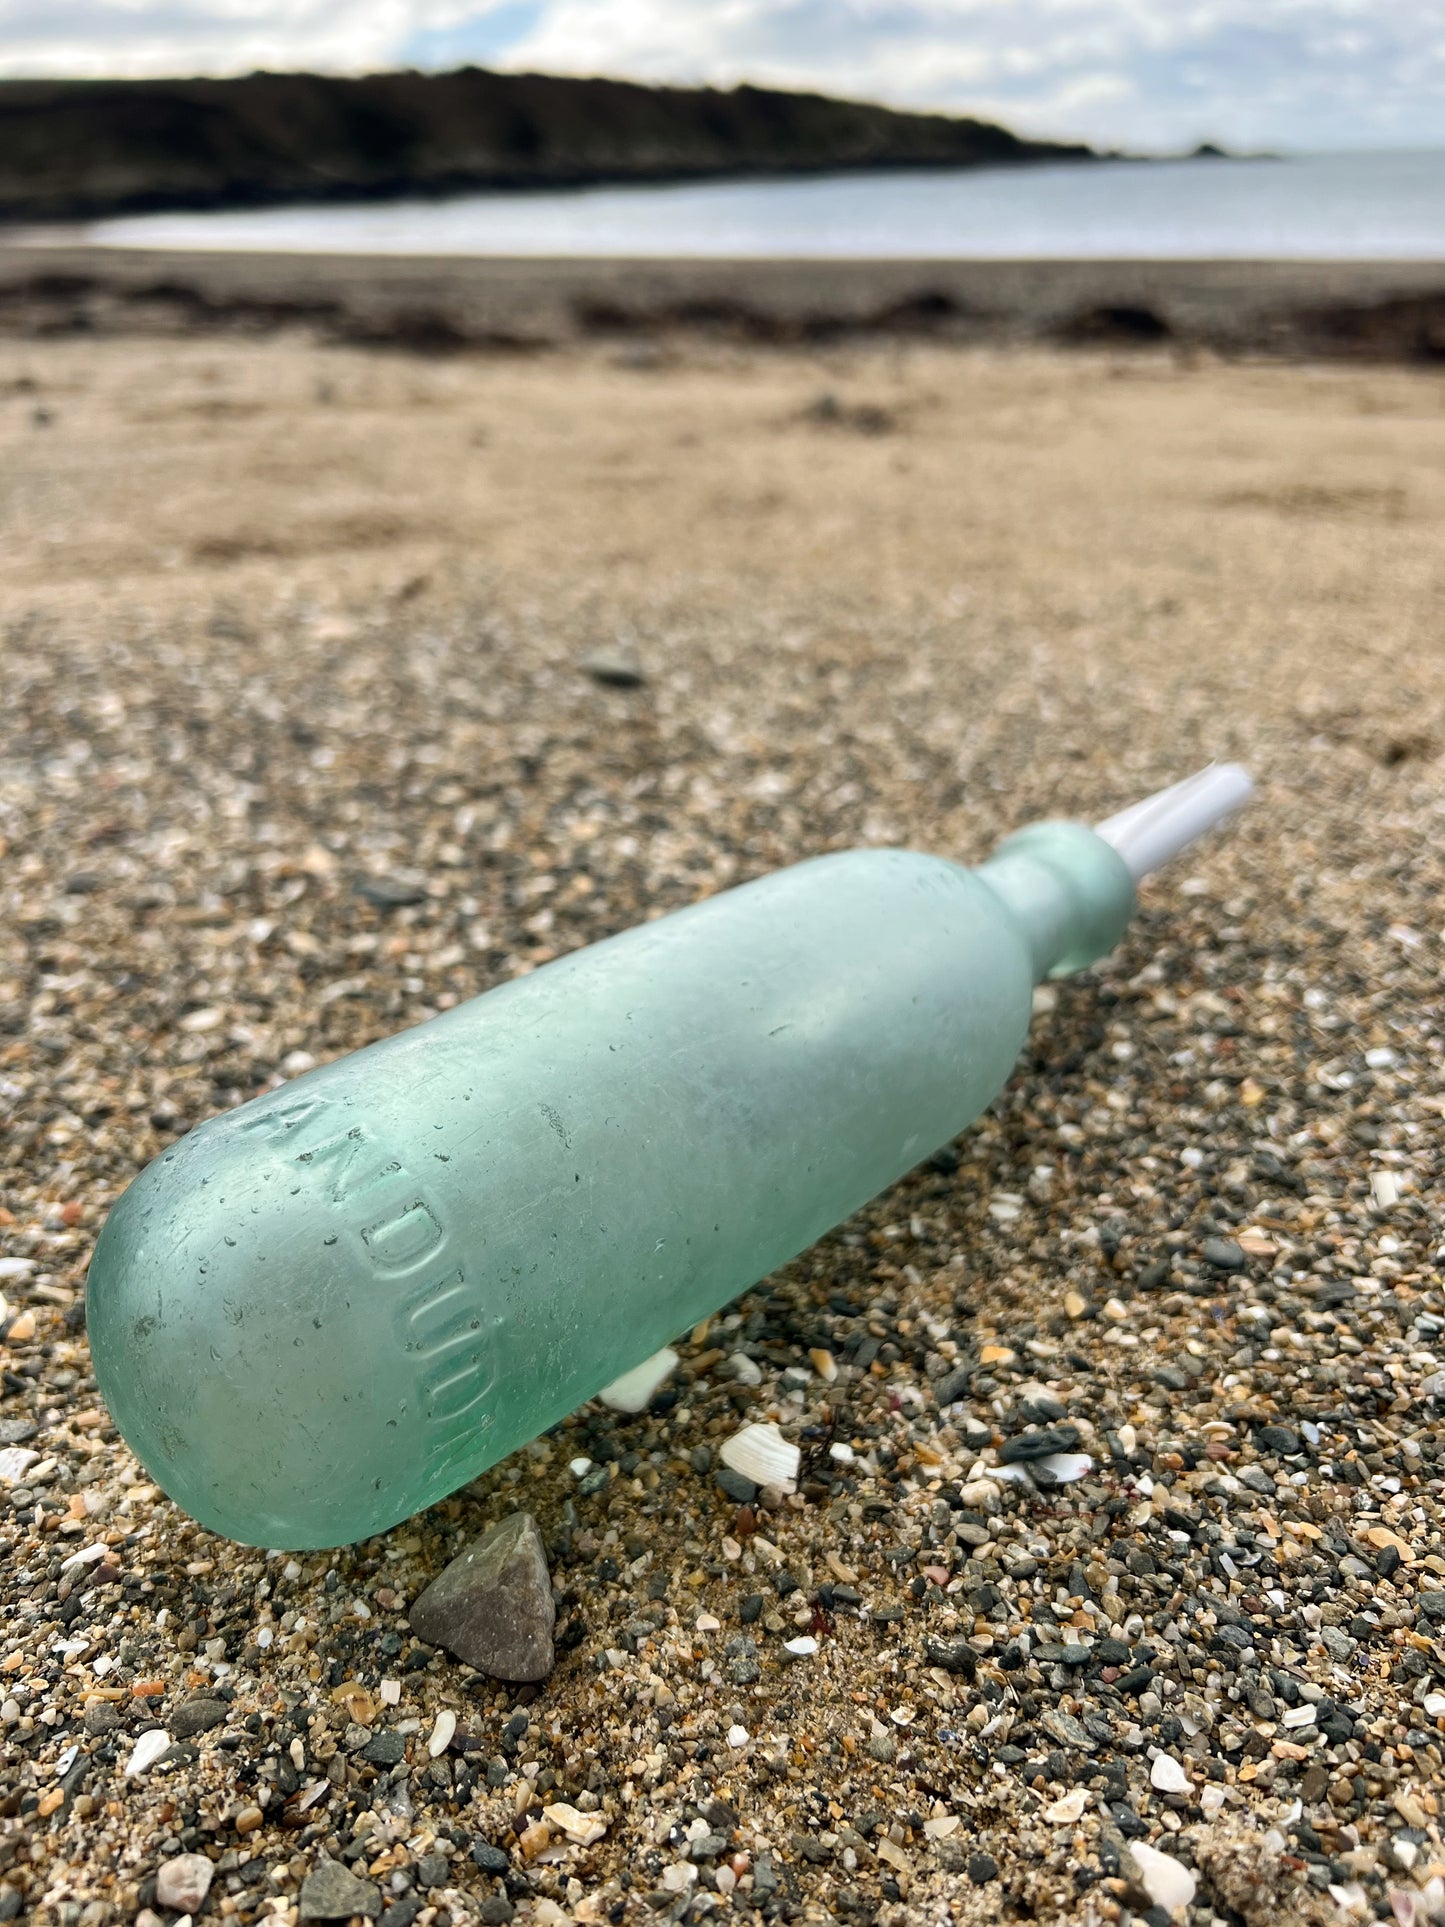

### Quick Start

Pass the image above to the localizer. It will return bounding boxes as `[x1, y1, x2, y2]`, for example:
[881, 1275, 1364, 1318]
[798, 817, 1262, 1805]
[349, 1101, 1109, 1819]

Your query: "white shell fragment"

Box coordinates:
[720, 1421, 800, 1494]
[0, 1448, 40, 1486]
[782, 1635, 818, 1657]
[598, 1347, 680, 1413]
[125, 1729, 171, 1778]
[1370, 1171, 1401, 1209]
[543, 1801, 608, 1847]
[1031, 1452, 1094, 1485]
[1129, 1842, 1198, 1916]
[428, 1709, 457, 1758]
[1150, 1752, 1190, 1793]
[1043, 1788, 1090, 1824]
[994, 1462, 1035, 1486]
[726, 1724, 749, 1748]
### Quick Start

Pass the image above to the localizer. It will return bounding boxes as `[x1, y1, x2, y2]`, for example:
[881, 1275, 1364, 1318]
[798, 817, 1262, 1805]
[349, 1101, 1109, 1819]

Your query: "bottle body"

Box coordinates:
[87, 832, 1132, 1548]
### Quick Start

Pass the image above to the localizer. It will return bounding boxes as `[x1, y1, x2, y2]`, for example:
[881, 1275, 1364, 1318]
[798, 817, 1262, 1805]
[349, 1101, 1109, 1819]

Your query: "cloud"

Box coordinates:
[1, 0, 1443, 150]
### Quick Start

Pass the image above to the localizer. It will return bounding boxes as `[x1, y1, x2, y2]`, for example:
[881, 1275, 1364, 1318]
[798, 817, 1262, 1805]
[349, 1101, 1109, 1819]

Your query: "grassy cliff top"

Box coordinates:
[0, 68, 1098, 222]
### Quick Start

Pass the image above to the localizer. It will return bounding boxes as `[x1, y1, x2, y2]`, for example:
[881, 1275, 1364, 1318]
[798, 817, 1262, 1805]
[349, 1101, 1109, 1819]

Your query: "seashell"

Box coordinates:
[1128, 1843, 1197, 1916]
[1030, 1451, 1093, 1485]
[543, 1801, 608, 1846]
[125, 1729, 171, 1778]
[598, 1347, 679, 1413]
[719, 1421, 800, 1494]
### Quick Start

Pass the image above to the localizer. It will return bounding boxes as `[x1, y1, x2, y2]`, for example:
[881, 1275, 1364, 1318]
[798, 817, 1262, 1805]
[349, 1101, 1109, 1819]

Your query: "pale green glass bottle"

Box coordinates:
[86, 769, 1249, 1548]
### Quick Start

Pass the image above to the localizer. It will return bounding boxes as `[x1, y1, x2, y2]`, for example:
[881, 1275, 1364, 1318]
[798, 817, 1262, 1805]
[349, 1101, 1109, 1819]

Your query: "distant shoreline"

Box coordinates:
[0, 68, 1106, 225]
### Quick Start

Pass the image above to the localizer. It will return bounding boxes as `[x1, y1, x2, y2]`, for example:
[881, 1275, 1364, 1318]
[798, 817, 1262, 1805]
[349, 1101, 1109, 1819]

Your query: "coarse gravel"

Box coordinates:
[1, 328, 1444, 1927]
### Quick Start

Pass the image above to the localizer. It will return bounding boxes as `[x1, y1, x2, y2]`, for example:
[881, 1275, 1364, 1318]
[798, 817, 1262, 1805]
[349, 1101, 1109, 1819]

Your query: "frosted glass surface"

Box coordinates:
[87, 831, 1130, 1547]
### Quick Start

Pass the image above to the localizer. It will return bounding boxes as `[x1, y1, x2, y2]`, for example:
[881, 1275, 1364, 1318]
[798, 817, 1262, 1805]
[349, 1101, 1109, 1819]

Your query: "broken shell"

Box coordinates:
[598, 1347, 679, 1413]
[1128, 1842, 1197, 1916]
[542, 1801, 608, 1847]
[719, 1421, 800, 1494]
[1029, 1451, 1093, 1485]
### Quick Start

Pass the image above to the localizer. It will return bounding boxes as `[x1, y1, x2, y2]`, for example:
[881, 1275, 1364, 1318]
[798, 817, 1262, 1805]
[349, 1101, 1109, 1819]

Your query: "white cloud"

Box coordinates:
[1, 0, 1443, 149]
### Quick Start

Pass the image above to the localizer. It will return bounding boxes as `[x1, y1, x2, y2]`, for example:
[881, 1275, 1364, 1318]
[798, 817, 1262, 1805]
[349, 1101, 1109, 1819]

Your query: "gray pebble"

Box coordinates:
[409, 1511, 555, 1682]
[1040, 1709, 1096, 1753]
[1202, 1237, 1247, 1272]
[299, 1859, 382, 1920]
[169, 1698, 228, 1739]
[933, 1365, 971, 1406]
[359, 1729, 407, 1766]
[998, 1425, 1081, 1463]
[579, 651, 646, 688]
[156, 1855, 215, 1914]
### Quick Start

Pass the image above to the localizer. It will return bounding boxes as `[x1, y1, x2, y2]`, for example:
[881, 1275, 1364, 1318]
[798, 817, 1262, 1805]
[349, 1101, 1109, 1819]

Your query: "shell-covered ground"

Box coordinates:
[1, 328, 1444, 1927]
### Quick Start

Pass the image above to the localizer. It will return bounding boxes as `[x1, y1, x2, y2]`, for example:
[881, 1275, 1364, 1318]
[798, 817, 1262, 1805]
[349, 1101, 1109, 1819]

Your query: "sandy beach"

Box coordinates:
[2, 309, 1445, 1927]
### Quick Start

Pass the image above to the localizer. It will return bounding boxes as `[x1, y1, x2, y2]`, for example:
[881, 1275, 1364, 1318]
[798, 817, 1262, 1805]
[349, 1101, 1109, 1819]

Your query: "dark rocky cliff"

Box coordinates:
[0, 69, 1097, 222]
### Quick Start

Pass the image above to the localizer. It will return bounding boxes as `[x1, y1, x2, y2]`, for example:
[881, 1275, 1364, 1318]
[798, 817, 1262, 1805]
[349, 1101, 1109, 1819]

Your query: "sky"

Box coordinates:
[1, 0, 1442, 152]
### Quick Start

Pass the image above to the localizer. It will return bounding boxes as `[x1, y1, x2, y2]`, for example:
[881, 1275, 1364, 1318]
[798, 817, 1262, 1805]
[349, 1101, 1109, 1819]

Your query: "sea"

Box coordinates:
[72, 148, 1445, 260]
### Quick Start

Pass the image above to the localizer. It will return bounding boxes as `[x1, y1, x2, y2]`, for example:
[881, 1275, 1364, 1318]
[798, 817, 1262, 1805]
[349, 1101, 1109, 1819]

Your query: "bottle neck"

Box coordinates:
[974, 822, 1137, 983]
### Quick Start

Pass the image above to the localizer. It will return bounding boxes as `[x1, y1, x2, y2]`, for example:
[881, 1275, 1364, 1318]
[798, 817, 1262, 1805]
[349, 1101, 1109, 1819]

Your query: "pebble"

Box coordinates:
[358, 1729, 406, 1766]
[169, 1697, 228, 1738]
[997, 1425, 1082, 1463]
[1202, 1236, 1248, 1272]
[933, 1365, 971, 1406]
[353, 875, 429, 909]
[155, 1855, 215, 1913]
[1126, 1842, 1197, 1915]
[298, 1858, 383, 1920]
[579, 650, 646, 687]
[1149, 1752, 1190, 1793]
[408, 1511, 556, 1681]
[715, 1465, 759, 1504]
[427, 1708, 457, 1757]
[1041, 1710, 1095, 1753]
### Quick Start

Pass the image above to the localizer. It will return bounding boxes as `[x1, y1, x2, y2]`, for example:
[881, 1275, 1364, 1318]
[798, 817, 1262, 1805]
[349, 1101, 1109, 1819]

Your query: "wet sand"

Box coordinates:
[4, 245, 1445, 358]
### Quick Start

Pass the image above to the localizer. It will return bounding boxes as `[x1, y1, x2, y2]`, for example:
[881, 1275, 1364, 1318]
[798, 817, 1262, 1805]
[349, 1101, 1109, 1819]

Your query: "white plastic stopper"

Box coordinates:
[1095, 763, 1253, 881]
